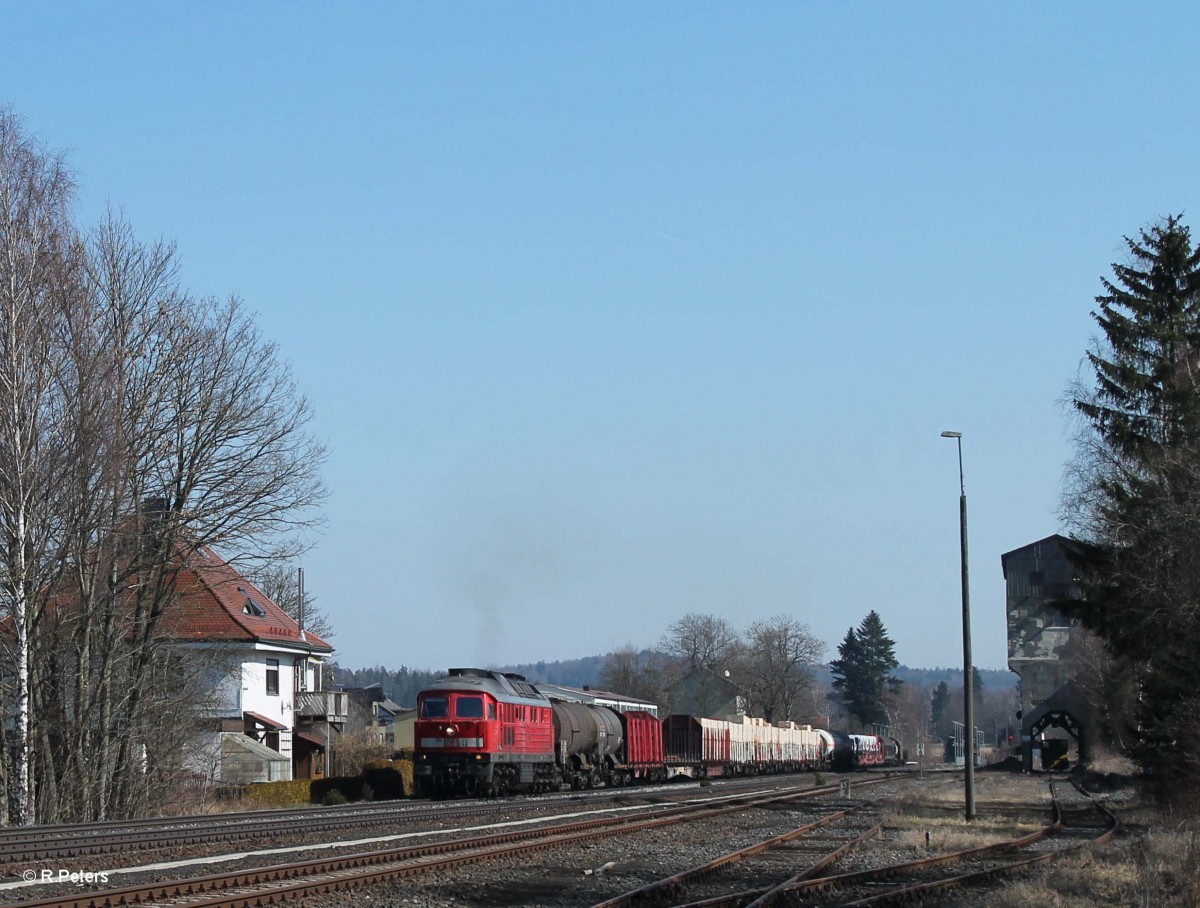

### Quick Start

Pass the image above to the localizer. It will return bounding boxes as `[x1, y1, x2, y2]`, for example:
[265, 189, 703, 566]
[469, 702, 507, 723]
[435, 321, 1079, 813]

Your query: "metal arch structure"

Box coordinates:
[1027, 710, 1083, 772]
[1022, 681, 1091, 771]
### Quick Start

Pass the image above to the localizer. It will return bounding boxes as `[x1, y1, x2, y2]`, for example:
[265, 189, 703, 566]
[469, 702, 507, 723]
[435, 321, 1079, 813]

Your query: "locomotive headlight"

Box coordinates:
[444, 725, 458, 737]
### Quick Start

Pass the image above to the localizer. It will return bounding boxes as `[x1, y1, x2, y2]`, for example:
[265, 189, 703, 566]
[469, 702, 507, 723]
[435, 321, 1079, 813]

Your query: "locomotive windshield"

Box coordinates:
[455, 696, 484, 718]
[420, 696, 449, 719]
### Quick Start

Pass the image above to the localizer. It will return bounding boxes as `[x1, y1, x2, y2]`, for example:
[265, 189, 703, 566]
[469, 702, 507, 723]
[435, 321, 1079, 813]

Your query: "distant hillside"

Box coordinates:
[894, 666, 1018, 690]
[330, 654, 1017, 707]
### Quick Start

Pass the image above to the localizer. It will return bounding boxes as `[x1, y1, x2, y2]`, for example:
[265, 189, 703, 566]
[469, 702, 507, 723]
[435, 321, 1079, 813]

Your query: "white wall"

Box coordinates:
[241, 648, 296, 729]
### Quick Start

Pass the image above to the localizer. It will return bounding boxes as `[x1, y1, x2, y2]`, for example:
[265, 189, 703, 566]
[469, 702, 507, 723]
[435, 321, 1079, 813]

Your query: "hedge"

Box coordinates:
[243, 779, 313, 808]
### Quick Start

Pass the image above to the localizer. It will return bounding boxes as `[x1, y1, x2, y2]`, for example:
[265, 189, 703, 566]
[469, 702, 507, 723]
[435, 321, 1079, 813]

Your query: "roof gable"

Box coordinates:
[1000, 534, 1079, 579]
[165, 546, 332, 652]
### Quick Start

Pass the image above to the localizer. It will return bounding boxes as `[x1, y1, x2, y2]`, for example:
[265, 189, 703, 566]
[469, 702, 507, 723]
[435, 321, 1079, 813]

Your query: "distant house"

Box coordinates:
[345, 685, 409, 748]
[163, 544, 343, 784]
[663, 668, 746, 719]
[392, 710, 417, 751]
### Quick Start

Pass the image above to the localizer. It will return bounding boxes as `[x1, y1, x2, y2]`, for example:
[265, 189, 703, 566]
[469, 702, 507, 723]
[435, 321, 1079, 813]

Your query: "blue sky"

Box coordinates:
[5, 4, 1196, 673]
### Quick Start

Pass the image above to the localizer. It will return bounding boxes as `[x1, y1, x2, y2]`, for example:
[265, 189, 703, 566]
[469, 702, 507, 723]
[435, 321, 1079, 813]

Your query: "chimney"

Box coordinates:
[141, 497, 169, 554]
[298, 566, 306, 640]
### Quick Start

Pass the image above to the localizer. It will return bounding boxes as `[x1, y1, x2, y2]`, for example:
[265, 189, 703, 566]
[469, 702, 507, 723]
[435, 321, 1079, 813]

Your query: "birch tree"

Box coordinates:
[0, 110, 76, 825]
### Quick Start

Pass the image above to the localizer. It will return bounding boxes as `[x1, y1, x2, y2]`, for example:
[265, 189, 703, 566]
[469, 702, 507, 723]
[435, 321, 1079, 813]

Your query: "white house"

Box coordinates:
[165, 545, 341, 784]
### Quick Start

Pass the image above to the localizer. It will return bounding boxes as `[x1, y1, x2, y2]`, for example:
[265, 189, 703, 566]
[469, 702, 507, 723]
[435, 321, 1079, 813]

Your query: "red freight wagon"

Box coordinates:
[620, 709, 664, 780]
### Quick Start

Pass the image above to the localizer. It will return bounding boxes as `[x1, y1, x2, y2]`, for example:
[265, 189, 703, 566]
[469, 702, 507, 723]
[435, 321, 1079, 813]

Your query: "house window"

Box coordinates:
[240, 587, 267, 616]
[266, 659, 279, 696]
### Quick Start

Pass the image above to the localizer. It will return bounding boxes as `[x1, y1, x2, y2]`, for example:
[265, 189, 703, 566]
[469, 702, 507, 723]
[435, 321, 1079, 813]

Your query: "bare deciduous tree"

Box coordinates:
[659, 612, 739, 672]
[736, 615, 824, 722]
[598, 643, 665, 705]
[0, 119, 329, 824]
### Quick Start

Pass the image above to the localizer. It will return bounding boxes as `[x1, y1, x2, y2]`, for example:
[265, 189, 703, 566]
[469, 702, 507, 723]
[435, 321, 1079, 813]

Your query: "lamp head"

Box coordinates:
[941, 430, 962, 438]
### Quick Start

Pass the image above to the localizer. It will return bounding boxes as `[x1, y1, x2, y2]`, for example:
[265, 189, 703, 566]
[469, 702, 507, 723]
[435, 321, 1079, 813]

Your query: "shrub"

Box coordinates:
[321, 789, 348, 806]
[243, 779, 312, 808]
[310, 775, 363, 804]
[364, 760, 411, 799]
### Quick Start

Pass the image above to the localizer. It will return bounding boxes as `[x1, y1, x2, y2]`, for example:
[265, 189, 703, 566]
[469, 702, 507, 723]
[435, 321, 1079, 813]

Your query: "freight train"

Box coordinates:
[413, 668, 902, 798]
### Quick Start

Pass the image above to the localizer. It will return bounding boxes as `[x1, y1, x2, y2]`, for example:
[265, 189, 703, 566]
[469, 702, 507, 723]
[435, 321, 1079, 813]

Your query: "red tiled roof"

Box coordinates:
[163, 546, 332, 653]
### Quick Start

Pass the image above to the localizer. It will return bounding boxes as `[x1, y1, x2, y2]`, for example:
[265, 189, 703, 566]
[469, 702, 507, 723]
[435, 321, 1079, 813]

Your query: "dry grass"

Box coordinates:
[1085, 749, 1137, 777]
[896, 769, 1200, 907]
[882, 775, 1049, 854]
[968, 827, 1200, 908]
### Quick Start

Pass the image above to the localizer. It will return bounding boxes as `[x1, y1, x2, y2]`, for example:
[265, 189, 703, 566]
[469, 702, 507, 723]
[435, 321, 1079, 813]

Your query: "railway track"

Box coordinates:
[2, 777, 900, 908]
[597, 777, 1119, 908]
[0, 787, 689, 864]
[0, 772, 885, 865]
[0, 799, 513, 863]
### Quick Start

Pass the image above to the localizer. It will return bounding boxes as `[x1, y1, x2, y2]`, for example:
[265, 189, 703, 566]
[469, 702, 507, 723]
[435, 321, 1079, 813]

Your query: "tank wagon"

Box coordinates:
[414, 668, 872, 797]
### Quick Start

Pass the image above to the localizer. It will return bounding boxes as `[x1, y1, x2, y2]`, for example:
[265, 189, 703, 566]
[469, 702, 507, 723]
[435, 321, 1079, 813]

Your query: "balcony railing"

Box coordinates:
[296, 691, 349, 724]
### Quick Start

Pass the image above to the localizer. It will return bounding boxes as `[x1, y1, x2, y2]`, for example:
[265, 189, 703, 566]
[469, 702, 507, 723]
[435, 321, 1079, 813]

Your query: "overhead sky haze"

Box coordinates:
[5, 4, 1196, 674]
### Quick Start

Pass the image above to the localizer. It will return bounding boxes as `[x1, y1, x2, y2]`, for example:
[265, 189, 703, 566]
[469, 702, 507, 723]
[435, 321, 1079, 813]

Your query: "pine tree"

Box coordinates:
[1069, 215, 1200, 786]
[830, 611, 902, 728]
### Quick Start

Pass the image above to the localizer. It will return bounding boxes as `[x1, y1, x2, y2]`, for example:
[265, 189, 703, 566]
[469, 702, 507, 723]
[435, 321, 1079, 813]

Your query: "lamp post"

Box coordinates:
[941, 430, 975, 821]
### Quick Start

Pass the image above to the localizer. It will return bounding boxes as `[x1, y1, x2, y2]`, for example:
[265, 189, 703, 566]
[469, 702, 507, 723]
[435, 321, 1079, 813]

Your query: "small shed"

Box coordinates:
[219, 733, 290, 784]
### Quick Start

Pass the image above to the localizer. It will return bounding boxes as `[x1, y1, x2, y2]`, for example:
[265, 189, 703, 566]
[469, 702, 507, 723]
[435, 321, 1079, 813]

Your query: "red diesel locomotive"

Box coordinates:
[413, 668, 556, 796]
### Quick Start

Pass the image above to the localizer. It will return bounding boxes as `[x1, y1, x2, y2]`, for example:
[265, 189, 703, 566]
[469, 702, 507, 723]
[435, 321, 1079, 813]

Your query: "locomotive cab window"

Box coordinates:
[455, 696, 484, 718]
[420, 697, 449, 719]
[488, 703, 496, 719]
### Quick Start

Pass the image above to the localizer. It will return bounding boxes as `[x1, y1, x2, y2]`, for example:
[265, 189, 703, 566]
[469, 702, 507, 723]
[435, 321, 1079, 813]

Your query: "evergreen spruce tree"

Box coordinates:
[1069, 215, 1200, 786]
[830, 611, 902, 728]
[930, 681, 950, 738]
[972, 666, 984, 716]
[829, 627, 865, 723]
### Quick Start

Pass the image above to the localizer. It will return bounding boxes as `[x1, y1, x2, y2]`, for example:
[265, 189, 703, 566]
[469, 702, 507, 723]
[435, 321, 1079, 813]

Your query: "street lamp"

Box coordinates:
[941, 430, 976, 821]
